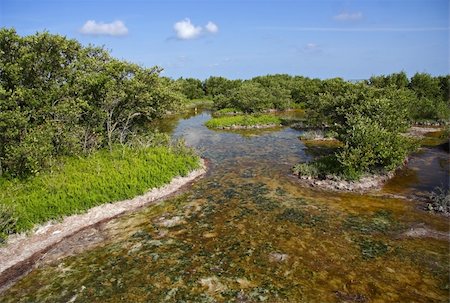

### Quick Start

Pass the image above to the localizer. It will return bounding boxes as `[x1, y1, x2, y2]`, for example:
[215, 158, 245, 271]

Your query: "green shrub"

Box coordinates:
[336, 117, 415, 174]
[292, 163, 320, 178]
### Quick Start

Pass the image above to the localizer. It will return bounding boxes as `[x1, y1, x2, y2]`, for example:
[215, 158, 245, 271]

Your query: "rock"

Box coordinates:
[156, 216, 184, 228]
[199, 276, 226, 293]
[269, 252, 289, 262]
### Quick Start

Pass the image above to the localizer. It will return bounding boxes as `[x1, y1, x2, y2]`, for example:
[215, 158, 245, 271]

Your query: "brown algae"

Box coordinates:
[1, 110, 448, 302]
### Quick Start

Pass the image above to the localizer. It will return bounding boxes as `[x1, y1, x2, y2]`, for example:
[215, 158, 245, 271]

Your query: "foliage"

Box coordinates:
[204, 114, 282, 129]
[336, 116, 415, 174]
[0, 145, 199, 233]
[297, 83, 416, 180]
[175, 77, 205, 100]
[206, 72, 448, 122]
[298, 129, 337, 140]
[293, 155, 350, 179]
[0, 29, 183, 177]
[366, 71, 409, 89]
[212, 107, 243, 117]
[292, 162, 320, 178]
[204, 76, 242, 98]
[0, 204, 18, 243]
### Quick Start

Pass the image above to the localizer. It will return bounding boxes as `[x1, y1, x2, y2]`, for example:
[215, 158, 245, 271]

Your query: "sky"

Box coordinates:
[1, 0, 448, 80]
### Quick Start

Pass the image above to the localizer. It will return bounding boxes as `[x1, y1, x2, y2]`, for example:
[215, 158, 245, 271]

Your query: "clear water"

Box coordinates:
[2, 110, 448, 302]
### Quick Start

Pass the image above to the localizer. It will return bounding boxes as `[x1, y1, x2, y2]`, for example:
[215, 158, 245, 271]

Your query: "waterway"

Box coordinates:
[1, 110, 448, 302]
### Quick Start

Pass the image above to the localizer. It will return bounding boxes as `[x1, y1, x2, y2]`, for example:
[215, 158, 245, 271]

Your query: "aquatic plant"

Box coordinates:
[427, 186, 450, 213]
[357, 238, 390, 259]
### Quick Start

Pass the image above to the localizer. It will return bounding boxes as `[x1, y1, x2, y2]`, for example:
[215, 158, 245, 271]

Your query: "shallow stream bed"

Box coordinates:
[1, 110, 448, 302]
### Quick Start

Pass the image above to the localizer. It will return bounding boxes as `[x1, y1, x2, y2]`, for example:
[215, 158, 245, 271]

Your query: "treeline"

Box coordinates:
[0, 29, 185, 177]
[176, 73, 449, 122]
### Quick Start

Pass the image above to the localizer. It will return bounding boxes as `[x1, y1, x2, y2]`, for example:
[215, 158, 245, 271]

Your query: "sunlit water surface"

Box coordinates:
[2, 110, 448, 302]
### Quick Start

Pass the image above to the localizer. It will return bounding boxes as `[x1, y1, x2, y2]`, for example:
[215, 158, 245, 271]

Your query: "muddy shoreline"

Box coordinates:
[0, 160, 207, 293]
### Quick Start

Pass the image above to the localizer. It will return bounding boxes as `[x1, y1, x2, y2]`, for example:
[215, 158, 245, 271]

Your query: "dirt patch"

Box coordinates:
[406, 126, 443, 138]
[0, 160, 207, 292]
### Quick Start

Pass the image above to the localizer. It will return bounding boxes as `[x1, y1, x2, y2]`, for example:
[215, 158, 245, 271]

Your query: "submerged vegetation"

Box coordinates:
[427, 186, 450, 214]
[2, 177, 448, 302]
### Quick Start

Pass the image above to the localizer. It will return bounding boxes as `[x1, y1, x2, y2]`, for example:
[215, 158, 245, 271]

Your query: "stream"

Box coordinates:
[1, 110, 449, 302]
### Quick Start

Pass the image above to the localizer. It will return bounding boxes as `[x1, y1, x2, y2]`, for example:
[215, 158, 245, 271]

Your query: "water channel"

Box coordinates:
[1, 110, 448, 302]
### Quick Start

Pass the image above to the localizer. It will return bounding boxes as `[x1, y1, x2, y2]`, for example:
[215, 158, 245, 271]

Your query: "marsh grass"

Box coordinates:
[0, 146, 200, 234]
[205, 114, 282, 129]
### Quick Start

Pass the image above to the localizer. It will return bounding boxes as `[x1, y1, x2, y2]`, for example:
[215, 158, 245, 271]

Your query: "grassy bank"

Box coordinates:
[205, 114, 282, 129]
[0, 146, 200, 239]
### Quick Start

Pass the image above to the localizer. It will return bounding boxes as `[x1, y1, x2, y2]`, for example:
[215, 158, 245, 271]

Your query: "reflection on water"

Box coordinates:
[1, 110, 448, 302]
[384, 148, 449, 195]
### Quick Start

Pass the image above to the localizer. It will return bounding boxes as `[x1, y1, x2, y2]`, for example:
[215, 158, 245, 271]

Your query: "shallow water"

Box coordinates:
[2, 110, 449, 302]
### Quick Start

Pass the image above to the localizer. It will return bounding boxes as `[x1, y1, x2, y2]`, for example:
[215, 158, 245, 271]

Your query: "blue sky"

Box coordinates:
[1, 0, 448, 80]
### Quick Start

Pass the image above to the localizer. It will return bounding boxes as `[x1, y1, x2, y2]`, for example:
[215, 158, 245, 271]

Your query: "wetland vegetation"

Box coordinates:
[0, 28, 449, 302]
[205, 114, 282, 129]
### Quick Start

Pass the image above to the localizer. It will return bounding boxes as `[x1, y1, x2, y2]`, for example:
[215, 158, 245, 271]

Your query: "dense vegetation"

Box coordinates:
[199, 73, 447, 180]
[0, 29, 201, 239]
[196, 73, 449, 122]
[0, 29, 191, 178]
[294, 83, 418, 180]
[1, 28, 448, 238]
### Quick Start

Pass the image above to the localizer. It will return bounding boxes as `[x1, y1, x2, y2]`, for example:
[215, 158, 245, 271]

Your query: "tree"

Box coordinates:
[0, 28, 181, 177]
[177, 77, 205, 100]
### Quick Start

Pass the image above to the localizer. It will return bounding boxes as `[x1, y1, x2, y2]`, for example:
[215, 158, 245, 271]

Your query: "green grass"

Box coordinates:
[0, 146, 200, 236]
[205, 114, 282, 129]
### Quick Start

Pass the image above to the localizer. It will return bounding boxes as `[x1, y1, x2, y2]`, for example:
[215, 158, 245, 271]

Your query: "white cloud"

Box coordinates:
[302, 43, 322, 53]
[173, 19, 219, 40]
[173, 18, 202, 40]
[80, 20, 128, 36]
[205, 21, 219, 33]
[333, 12, 363, 21]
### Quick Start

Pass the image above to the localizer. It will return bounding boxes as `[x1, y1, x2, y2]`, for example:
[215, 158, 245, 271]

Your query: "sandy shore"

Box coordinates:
[0, 159, 206, 291]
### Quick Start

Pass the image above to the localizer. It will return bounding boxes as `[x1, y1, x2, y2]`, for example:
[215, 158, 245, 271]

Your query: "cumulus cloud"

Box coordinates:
[173, 18, 219, 40]
[80, 20, 128, 36]
[173, 18, 202, 40]
[333, 12, 363, 21]
[205, 21, 219, 33]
